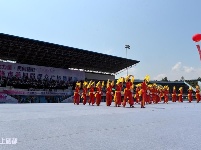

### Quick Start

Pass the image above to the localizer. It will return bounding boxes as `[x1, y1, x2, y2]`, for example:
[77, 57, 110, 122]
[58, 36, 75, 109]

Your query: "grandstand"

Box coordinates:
[0, 33, 139, 74]
[0, 33, 140, 103]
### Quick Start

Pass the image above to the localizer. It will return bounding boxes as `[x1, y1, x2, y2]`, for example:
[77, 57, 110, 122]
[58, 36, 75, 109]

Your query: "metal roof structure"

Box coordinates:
[0, 33, 140, 74]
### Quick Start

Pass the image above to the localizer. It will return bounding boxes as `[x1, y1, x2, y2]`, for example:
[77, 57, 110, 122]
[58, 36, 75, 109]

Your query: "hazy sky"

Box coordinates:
[0, 0, 201, 80]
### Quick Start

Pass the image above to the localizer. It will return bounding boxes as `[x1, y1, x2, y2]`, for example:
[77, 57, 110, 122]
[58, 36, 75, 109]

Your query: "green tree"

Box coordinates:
[180, 76, 185, 81]
[161, 77, 168, 81]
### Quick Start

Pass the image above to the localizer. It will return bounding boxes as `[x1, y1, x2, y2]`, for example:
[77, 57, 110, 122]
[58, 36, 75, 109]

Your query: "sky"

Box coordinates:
[0, 0, 201, 81]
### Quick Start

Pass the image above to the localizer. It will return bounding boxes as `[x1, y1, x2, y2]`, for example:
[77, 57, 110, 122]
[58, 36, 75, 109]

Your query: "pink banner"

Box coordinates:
[0, 61, 85, 81]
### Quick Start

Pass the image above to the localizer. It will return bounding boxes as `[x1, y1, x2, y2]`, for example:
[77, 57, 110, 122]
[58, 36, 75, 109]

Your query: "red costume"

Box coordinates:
[159, 88, 163, 102]
[141, 80, 147, 108]
[149, 87, 153, 103]
[135, 87, 140, 104]
[187, 88, 193, 103]
[95, 81, 103, 106]
[115, 78, 123, 107]
[106, 81, 113, 106]
[82, 87, 88, 105]
[146, 86, 151, 104]
[122, 76, 134, 107]
[163, 86, 169, 104]
[152, 86, 157, 104]
[95, 87, 102, 106]
[88, 82, 95, 105]
[172, 87, 177, 102]
[74, 83, 80, 105]
[156, 88, 160, 104]
[178, 87, 183, 102]
[196, 86, 200, 103]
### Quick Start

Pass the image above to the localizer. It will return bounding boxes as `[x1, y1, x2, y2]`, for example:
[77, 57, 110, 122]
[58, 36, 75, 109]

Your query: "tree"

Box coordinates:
[180, 76, 185, 81]
[161, 77, 168, 82]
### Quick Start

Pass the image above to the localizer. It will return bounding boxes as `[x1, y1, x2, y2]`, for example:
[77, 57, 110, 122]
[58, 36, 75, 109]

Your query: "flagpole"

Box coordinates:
[125, 45, 130, 76]
[126, 47, 128, 76]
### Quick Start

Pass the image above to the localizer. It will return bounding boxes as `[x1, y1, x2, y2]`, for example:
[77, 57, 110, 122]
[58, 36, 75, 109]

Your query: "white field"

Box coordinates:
[0, 101, 201, 150]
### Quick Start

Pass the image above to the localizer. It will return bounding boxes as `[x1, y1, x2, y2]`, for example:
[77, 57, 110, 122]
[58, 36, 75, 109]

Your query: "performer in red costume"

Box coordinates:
[114, 77, 124, 107]
[152, 84, 157, 104]
[159, 87, 163, 102]
[163, 86, 169, 104]
[106, 80, 114, 106]
[122, 75, 134, 107]
[74, 82, 81, 105]
[196, 85, 201, 103]
[141, 75, 150, 108]
[172, 86, 177, 102]
[187, 87, 193, 103]
[82, 81, 88, 105]
[134, 84, 141, 104]
[95, 81, 104, 106]
[87, 81, 95, 106]
[178, 87, 183, 102]
[155, 87, 160, 104]
[167, 86, 170, 103]
[146, 85, 151, 104]
[149, 85, 153, 103]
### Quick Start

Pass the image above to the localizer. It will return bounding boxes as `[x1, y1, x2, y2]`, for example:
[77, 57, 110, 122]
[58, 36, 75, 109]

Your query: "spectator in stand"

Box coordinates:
[0, 75, 76, 91]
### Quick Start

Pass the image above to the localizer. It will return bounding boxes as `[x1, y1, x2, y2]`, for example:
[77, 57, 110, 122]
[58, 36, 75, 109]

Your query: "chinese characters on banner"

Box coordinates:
[0, 62, 85, 82]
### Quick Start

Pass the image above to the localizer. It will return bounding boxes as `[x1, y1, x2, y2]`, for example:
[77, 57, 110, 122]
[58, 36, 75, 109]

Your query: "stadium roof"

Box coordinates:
[0, 33, 140, 74]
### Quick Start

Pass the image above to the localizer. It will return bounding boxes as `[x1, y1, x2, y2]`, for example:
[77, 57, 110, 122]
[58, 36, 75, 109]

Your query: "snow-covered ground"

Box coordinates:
[0, 101, 201, 150]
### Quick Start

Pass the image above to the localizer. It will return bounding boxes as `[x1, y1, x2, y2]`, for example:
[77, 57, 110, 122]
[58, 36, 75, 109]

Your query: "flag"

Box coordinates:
[196, 45, 201, 60]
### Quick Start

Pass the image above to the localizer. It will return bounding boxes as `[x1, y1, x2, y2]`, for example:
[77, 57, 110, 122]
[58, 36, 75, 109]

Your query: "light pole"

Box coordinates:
[125, 45, 130, 76]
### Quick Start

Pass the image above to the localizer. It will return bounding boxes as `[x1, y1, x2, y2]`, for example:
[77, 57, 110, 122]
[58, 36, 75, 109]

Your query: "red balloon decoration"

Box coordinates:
[192, 33, 201, 60]
[192, 33, 201, 42]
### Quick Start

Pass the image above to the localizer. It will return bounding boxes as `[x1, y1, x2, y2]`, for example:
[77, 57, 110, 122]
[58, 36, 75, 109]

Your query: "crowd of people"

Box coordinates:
[0, 76, 78, 91]
[73, 75, 201, 108]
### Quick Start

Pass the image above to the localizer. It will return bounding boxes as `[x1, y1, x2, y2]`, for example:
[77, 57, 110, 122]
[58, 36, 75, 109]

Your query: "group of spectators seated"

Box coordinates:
[0, 76, 79, 91]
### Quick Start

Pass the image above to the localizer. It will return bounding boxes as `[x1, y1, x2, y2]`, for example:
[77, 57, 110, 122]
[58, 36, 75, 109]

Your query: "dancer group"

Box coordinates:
[73, 75, 201, 108]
